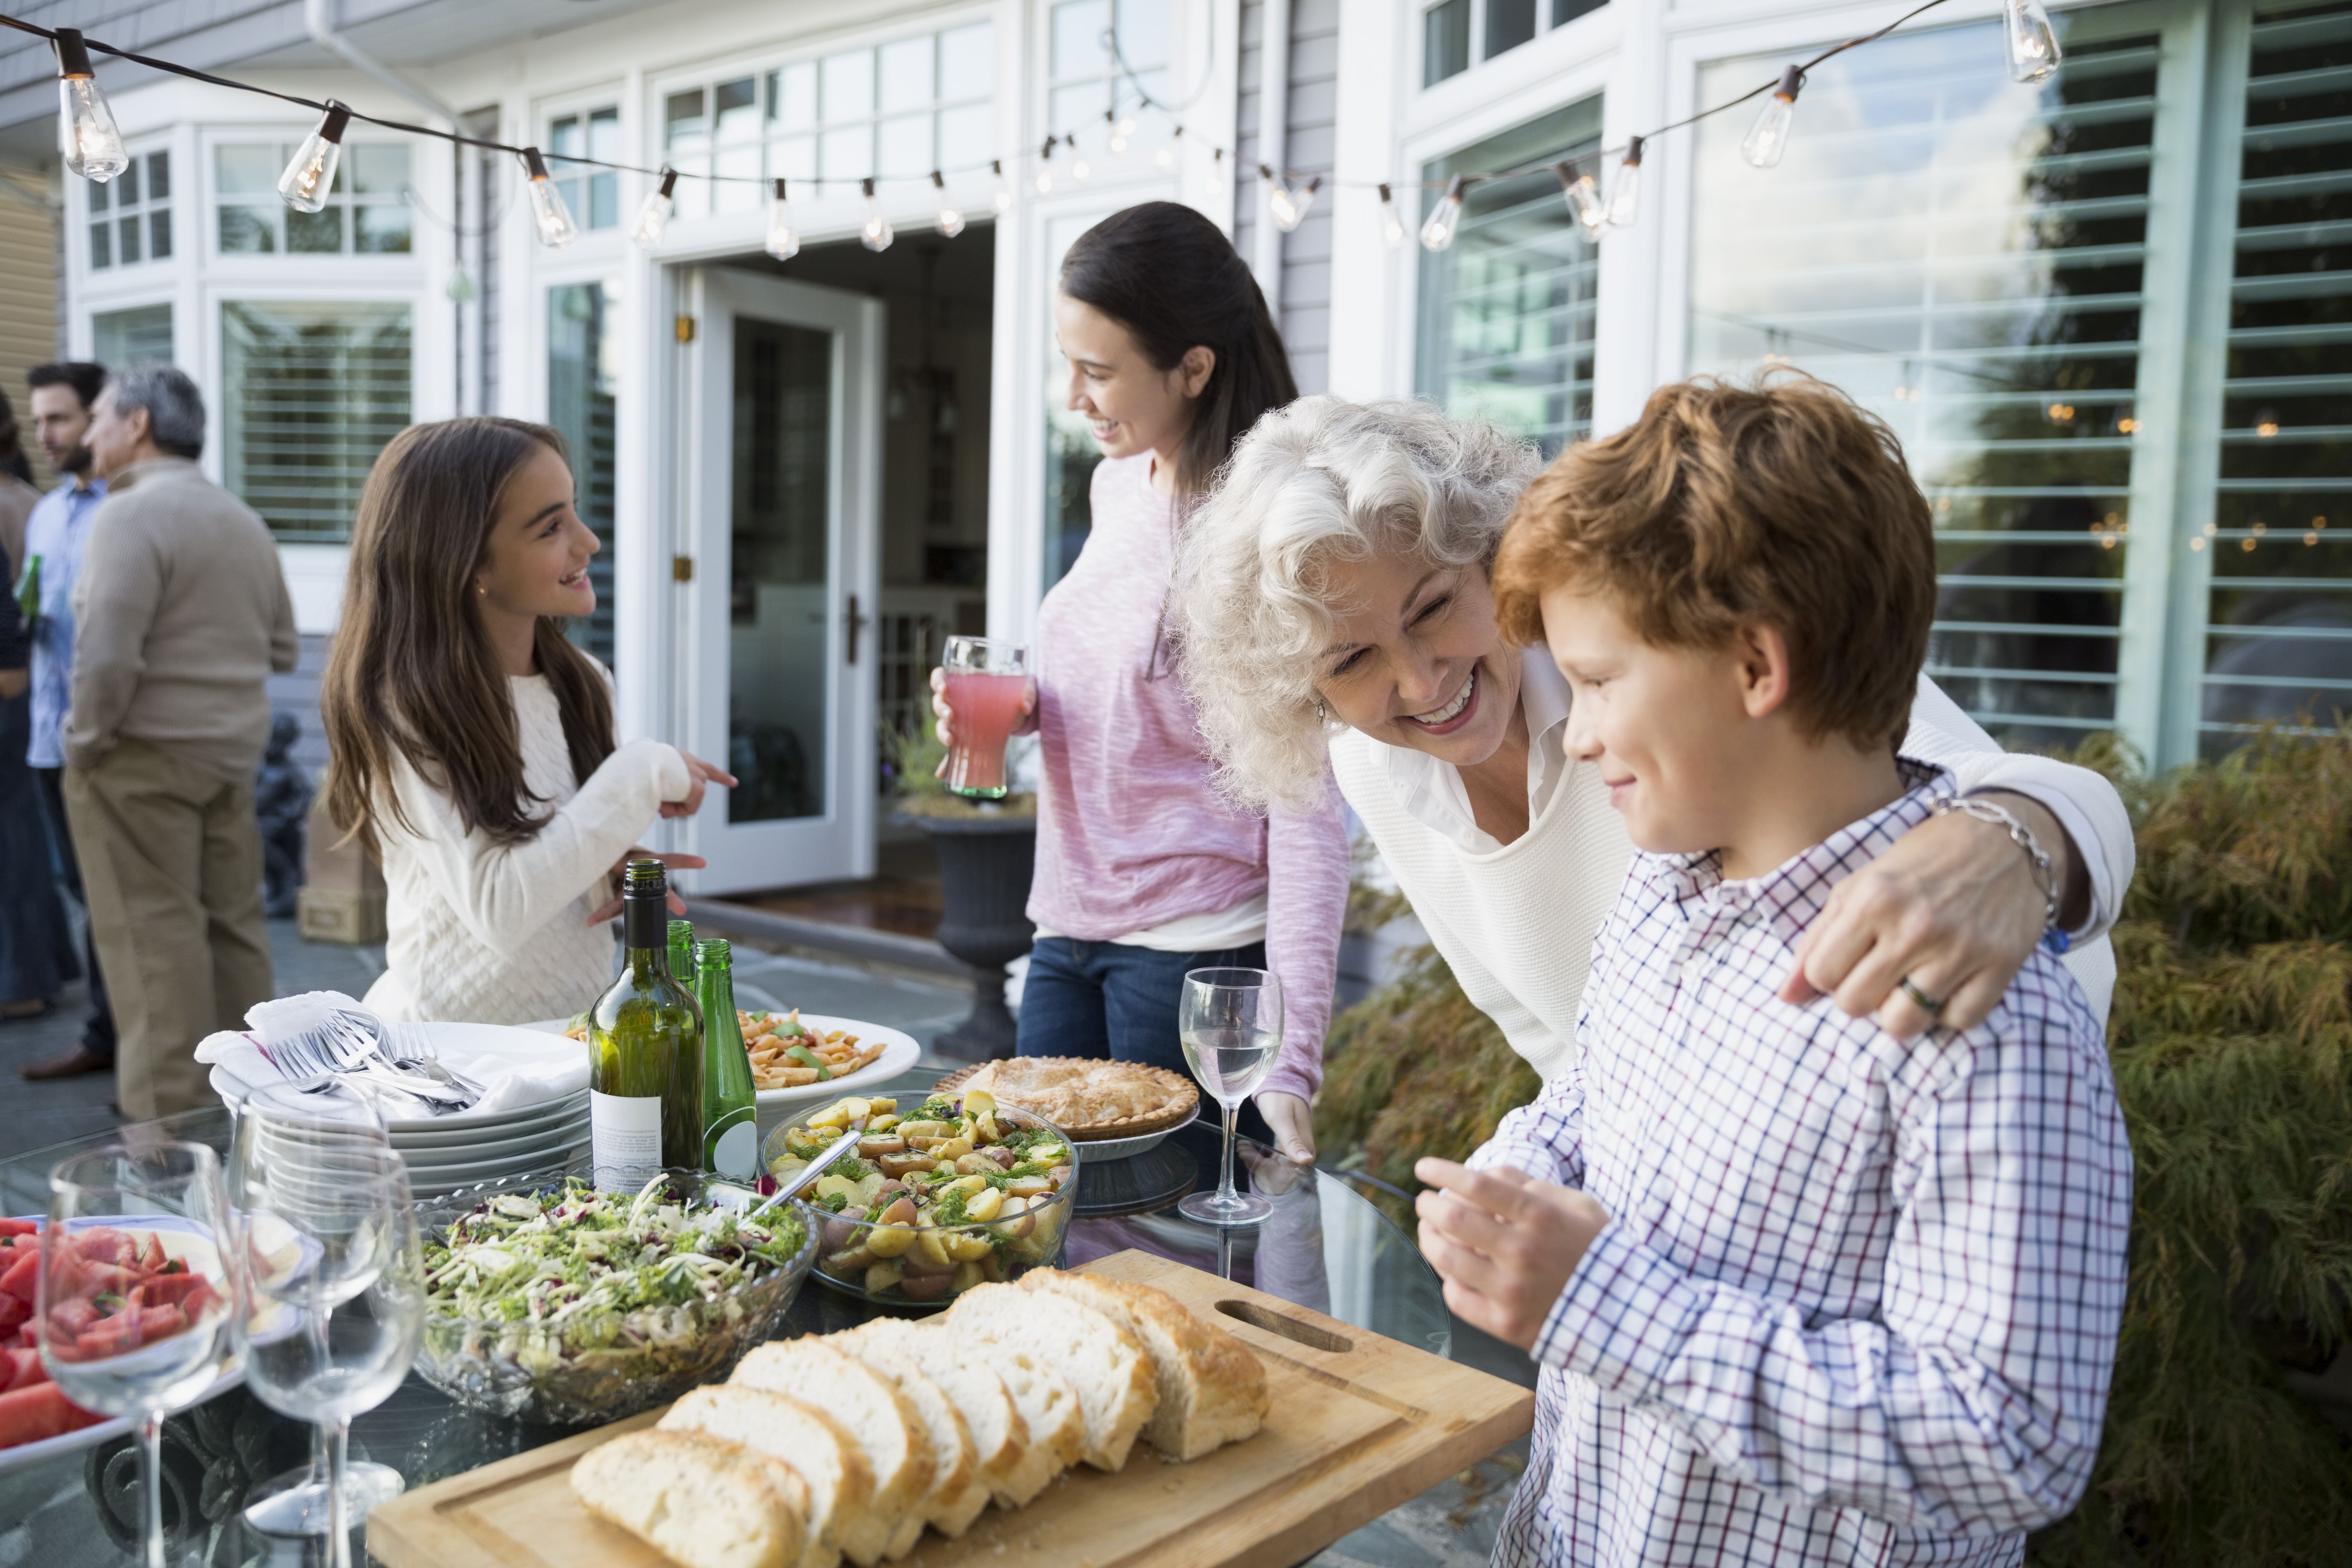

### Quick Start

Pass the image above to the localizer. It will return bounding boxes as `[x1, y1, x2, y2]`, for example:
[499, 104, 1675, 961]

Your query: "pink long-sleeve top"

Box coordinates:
[1025, 452, 1350, 1104]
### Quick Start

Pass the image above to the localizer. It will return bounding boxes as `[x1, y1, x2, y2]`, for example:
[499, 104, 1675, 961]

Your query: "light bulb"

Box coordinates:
[1116, 114, 1137, 142]
[1378, 182, 1407, 248]
[51, 29, 127, 183]
[1554, 161, 1607, 234]
[1036, 139, 1056, 195]
[860, 177, 893, 252]
[932, 171, 965, 238]
[1421, 175, 1466, 252]
[1072, 154, 1092, 181]
[991, 159, 1015, 213]
[277, 100, 350, 214]
[1741, 66, 1803, 169]
[630, 166, 678, 249]
[1107, 110, 1128, 155]
[1607, 136, 1644, 227]
[1157, 126, 1183, 172]
[765, 178, 799, 260]
[1208, 148, 1225, 196]
[1268, 173, 1320, 233]
[2004, 0, 2062, 84]
[521, 147, 579, 247]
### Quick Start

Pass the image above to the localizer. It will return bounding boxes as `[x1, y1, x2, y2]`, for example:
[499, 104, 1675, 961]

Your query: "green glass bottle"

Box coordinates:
[587, 860, 704, 1191]
[695, 939, 760, 1181]
[668, 918, 698, 992]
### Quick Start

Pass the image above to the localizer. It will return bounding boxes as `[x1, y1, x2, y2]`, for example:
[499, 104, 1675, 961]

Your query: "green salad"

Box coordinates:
[421, 1175, 808, 1380]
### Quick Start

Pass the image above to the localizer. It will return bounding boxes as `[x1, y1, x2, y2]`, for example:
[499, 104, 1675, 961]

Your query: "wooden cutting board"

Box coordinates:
[368, 1250, 1535, 1568]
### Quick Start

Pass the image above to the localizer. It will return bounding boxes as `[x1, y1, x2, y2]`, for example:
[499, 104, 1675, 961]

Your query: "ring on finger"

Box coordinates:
[1898, 974, 1949, 1018]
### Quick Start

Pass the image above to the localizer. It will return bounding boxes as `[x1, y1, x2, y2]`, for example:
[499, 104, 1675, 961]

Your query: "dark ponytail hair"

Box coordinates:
[1059, 202, 1296, 497]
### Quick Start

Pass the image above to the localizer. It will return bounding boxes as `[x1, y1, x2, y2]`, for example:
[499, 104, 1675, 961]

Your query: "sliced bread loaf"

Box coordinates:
[944, 1282, 1157, 1471]
[828, 1331, 990, 1537]
[660, 1385, 870, 1568]
[571, 1429, 808, 1568]
[841, 1318, 1045, 1510]
[731, 1340, 937, 1563]
[1021, 1270, 1269, 1461]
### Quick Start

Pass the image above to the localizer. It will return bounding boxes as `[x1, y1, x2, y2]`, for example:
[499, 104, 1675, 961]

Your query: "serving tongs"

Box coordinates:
[748, 1113, 871, 1221]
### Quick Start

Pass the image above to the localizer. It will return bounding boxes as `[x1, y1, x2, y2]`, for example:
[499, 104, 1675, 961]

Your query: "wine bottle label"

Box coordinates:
[591, 1091, 664, 1192]
[706, 1110, 758, 1182]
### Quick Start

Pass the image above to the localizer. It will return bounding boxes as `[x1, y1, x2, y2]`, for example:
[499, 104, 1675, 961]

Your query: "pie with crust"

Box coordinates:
[953, 1057, 1199, 1139]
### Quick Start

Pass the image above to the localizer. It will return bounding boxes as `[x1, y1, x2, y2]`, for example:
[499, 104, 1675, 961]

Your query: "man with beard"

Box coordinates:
[16, 362, 116, 1072]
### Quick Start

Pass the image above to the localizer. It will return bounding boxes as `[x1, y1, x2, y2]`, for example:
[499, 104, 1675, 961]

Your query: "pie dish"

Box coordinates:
[933, 1058, 1200, 1142]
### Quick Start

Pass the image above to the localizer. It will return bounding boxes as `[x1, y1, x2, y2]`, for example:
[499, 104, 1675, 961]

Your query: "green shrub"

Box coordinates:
[1317, 725, 2352, 1565]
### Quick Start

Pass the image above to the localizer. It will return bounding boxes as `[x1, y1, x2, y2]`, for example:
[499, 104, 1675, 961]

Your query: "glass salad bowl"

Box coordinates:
[764, 1090, 1078, 1309]
[412, 1169, 816, 1426]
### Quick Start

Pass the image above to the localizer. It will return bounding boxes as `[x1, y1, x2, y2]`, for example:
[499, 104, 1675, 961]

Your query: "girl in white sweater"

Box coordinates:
[1175, 398, 2134, 1092]
[323, 418, 733, 1025]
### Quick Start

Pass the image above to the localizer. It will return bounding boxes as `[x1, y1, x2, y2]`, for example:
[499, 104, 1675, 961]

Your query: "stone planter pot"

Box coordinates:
[908, 811, 1036, 1060]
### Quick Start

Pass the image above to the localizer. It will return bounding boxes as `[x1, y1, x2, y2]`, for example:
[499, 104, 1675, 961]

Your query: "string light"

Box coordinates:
[1421, 175, 1467, 252]
[1607, 135, 1643, 226]
[932, 171, 965, 238]
[1208, 146, 1224, 196]
[50, 28, 126, 183]
[1156, 125, 1181, 171]
[764, 178, 799, 260]
[1035, 137, 1056, 195]
[1742, 65, 1804, 169]
[992, 159, 1015, 213]
[1378, 182, 1407, 248]
[2003, 0, 2062, 84]
[277, 100, 349, 214]
[630, 165, 677, 249]
[1071, 144, 1092, 181]
[520, 147, 579, 247]
[1108, 109, 1132, 155]
[1266, 171, 1320, 232]
[1553, 160, 1608, 234]
[860, 176, 893, 251]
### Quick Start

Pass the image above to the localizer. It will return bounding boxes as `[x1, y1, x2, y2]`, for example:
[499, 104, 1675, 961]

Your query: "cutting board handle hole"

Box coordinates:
[1216, 1300, 1353, 1352]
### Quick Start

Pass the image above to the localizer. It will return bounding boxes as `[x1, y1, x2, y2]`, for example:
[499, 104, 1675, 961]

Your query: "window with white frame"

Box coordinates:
[216, 142, 413, 254]
[663, 18, 996, 222]
[1047, 0, 1169, 149]
[221, 300, 412, 541]
[87, 148, 170, 269]
[548, 281, 620, 666]
[92, 304, 173, 370]
[1423, 0, 1606, 88]
[1417, 98, 1603, 457]
[548, 106, 621, 231]
[1681, 0, 2351, 764]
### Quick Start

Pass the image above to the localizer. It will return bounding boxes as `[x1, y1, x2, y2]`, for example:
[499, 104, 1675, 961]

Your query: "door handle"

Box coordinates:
[845, 593, 871, 666]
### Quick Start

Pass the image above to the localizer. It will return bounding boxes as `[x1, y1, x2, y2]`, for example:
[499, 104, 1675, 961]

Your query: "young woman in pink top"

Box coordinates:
[933, 203, 1347, 1165]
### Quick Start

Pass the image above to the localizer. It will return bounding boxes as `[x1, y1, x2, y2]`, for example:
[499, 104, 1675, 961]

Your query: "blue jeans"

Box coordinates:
[1016, 935, 1276, 1144]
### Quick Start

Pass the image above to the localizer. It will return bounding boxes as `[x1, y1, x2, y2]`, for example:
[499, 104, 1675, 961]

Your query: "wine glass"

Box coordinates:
[40, 1142, 244, 1568]
[227, 1083, 409, 1535]
[232, 1140, 425, 1568]
[1177, 968, 1283, 1227]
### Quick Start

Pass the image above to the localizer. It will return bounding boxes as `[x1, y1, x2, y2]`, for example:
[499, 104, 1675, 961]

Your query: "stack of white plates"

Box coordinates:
[212, 1022, 590, 1199]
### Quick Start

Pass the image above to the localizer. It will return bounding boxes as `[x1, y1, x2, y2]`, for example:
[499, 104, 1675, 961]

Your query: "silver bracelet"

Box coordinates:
[1933, 795, 2061, 930]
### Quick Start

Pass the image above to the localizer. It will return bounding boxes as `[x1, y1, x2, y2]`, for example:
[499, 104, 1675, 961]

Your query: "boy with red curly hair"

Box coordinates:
[1417, 374, 2132, 1566]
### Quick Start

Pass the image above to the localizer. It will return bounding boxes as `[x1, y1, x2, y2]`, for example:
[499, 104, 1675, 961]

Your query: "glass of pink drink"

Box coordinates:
[941, 635, 1031, 800]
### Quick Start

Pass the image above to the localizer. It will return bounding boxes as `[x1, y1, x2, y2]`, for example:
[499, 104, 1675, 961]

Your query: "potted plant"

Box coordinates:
[886, 725, 1036, 1060]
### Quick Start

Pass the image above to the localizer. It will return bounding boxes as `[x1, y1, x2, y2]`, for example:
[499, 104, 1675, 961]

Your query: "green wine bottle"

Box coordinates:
[695, 939, 759, 1181]
[588, 860, 704, 1191]
[668, 918, 698, 992]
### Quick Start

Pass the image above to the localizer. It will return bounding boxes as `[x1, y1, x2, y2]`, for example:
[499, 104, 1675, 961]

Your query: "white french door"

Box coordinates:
[680, 266, 882, 893]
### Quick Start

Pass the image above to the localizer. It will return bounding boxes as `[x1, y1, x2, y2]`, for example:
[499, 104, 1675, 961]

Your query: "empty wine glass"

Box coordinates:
[41, 1142, 244, 1568]
[1177, 967, 1283, 1227]
[232, 1141, 424, 1568]
[227, 1082, 410, 1535]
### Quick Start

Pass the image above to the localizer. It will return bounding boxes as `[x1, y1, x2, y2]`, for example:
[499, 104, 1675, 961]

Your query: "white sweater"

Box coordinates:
[362, 673, 690, 1027]
[1332, 675, 2130, 1085]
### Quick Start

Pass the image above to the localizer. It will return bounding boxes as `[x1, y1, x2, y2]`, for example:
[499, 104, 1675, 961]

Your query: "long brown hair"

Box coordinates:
[1059, 202, 1296, 496]
[323, 417, 617, 850]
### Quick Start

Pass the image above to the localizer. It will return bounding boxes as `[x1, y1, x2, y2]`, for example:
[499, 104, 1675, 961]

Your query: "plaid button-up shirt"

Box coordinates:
[1472, 763, 2132, 1567]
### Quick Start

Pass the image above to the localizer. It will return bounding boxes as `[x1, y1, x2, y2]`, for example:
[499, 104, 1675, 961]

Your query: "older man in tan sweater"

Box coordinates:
[63, 366, 297, 1118]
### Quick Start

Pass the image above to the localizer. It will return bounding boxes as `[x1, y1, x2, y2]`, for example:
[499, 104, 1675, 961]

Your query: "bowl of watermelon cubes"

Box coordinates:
[0, 1214, 245, 1475]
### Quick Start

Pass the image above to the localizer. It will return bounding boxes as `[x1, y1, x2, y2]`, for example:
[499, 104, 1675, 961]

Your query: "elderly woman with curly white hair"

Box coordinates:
[1174, 396, 2134, 1091]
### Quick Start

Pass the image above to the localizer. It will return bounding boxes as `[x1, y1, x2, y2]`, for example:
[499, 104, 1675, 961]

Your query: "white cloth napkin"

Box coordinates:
[196, 991, 587, 1117]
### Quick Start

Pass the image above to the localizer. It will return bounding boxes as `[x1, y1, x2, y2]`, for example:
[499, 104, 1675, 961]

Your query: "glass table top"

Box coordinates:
[0, 1069, 1450, 1566]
